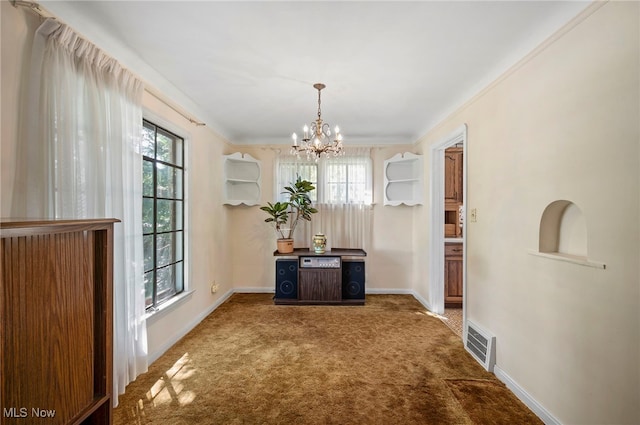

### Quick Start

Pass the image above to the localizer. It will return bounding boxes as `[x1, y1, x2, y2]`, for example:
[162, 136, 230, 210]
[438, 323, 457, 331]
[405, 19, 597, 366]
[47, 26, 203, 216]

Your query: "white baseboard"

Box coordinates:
[493, 365, 560, 425]
[365, 289, 434, 313]
[234, 287, 274, 293]
[409, 290, 433, 312]
[366, 288, 413, 295]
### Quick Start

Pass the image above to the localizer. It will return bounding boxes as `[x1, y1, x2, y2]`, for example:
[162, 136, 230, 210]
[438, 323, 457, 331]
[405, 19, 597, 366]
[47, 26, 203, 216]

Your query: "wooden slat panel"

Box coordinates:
[1, 232, 95, 424]
[1, 219, 116, 424]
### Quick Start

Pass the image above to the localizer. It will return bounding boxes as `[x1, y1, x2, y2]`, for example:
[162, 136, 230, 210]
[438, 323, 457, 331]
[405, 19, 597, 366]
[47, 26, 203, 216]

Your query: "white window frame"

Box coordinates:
[141, 112, 192, 317]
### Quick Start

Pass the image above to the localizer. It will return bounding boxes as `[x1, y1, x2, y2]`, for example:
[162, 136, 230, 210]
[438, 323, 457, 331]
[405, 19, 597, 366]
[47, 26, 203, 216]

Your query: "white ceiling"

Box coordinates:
[41, 1, 589, 145]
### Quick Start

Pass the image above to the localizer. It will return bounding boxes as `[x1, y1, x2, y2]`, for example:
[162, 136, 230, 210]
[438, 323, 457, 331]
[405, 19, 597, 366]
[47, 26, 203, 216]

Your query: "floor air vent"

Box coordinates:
[465, 320, 496, 372]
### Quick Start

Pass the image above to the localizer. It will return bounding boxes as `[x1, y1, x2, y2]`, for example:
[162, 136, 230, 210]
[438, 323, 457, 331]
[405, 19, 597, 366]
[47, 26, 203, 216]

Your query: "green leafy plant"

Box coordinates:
[260, 176, 318, 239]
[259, 201, 290, 239]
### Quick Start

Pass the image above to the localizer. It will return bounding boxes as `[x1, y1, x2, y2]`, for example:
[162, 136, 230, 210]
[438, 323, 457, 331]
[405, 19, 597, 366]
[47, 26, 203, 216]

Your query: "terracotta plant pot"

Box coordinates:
[276, 238, 294, 254]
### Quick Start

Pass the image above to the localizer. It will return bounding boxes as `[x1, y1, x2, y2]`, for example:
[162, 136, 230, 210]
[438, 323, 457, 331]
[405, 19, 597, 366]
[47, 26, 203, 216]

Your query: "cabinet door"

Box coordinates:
[444, 148, 463, 204]
[444, 243, 463, 307]
[298, 269, 341, 301]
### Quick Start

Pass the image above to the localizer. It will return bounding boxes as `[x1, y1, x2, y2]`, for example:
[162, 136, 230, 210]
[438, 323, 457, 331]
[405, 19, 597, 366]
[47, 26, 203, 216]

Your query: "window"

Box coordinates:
[276, 149, 373, 250]
[325, 160, 369, 204]
[142, 119, 185, 310]
[277, 161, 318, 203]
[276, 150, 372, 204]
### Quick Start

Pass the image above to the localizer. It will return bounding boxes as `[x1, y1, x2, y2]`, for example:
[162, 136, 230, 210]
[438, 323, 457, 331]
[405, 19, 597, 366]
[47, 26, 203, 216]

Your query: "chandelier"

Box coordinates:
[290, 83, 344, 160]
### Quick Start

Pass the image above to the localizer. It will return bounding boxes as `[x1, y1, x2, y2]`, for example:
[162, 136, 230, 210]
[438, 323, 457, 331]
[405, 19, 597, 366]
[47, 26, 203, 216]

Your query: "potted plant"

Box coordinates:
[260, 176, 318, 253]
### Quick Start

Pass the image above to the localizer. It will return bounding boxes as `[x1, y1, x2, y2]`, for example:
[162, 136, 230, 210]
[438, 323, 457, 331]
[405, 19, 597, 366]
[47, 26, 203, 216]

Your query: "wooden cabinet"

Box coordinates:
[443, 147, 464, 306]
[445, 203, 463, 238]
[444, 242, 463, 307]
[273, 249, 366, 305]
[223, 152, 261, 206]
[444, 147, 463, 238]
[444, 147, 463, 204]
[1, 219, 117, 425]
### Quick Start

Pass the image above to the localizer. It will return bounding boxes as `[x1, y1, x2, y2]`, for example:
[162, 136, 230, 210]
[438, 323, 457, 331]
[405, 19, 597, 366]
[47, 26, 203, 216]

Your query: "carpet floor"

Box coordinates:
[114, 294, 541, 424]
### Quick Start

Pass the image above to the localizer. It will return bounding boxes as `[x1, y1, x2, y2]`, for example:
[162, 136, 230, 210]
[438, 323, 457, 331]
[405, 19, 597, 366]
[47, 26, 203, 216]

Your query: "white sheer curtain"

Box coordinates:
[276, 148, 373, 251]
[13, 19, 148, 406]
[305, 203, 373, 251]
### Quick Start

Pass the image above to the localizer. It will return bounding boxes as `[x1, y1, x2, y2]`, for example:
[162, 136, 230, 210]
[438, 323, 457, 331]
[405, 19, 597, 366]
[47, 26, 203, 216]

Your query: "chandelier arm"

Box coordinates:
[321, 123, 331, 138]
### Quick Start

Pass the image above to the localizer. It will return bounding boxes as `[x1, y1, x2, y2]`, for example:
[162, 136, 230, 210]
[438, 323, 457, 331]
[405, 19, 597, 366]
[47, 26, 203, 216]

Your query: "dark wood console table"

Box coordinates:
[273, 248, 367, 258]
[273, 248, 367, 305]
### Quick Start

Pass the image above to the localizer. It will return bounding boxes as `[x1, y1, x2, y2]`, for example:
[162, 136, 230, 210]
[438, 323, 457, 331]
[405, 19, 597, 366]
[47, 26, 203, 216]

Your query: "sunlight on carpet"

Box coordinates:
[142, 353, 196, 412]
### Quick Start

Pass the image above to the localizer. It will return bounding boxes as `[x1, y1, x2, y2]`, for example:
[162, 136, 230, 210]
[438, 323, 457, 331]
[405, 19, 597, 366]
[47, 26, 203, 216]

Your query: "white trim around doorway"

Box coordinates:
[428, 124, 467, 336]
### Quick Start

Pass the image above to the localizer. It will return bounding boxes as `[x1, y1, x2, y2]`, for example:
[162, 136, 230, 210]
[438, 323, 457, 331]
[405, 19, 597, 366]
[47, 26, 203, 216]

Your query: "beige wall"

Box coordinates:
[225, 144, 416, 292]
[370, 146, 417, 291]
[414, 2, 639, 423]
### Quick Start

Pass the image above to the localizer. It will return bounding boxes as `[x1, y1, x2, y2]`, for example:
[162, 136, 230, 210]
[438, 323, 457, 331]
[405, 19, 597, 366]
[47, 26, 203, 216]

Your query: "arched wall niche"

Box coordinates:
[539, 200, 587, 256]
[534, 200, 605, 269]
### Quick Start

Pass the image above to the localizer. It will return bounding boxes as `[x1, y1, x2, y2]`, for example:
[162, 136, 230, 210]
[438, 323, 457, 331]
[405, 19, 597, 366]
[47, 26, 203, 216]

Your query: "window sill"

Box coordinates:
[528, 250, 606, 269]
[145, 290, 195, 324]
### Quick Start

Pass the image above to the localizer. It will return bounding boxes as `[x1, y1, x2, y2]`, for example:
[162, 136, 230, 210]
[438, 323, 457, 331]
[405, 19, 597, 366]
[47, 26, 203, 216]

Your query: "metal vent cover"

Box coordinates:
[465, 320, 496, 372]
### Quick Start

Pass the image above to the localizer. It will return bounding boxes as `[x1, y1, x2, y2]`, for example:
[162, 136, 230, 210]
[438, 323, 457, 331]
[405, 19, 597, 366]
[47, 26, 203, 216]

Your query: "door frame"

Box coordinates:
[429, 124, 467, 329]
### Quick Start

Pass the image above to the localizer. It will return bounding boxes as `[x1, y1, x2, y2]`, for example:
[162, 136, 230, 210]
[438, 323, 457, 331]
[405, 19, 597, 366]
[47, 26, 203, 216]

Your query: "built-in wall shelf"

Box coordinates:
[528, 250, 606, 269]
[532, 199, 605, 269]
[383, 152, 424, 206]
[223, 152, 261, 206]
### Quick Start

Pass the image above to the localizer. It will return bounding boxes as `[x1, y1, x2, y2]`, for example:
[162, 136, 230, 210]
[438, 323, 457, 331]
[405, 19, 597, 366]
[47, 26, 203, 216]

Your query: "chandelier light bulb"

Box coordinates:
[292, 132, 297, 146]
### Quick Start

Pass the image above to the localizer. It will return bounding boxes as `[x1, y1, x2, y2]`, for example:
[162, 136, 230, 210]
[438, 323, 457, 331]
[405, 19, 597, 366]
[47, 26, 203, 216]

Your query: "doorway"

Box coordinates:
[429, 125, 467, 339]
